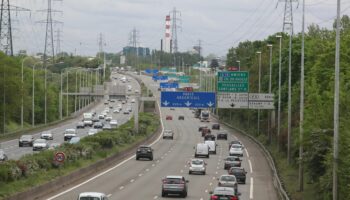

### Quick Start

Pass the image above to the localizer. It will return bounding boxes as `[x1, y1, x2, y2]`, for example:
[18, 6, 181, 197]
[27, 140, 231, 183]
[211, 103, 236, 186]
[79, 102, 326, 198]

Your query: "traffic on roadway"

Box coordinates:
[0, 73, 140, 160]
[42, 74, 278, 200]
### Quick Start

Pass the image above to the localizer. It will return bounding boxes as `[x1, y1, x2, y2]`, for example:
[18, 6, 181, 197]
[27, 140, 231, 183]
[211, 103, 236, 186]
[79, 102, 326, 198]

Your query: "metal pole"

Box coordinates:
[277, 35, 282, 150]
[237, 61, 241, 71]
[44, 64, 47, 124]
[257, 51, 262, 135]
[299, 0, 305, 192]
[79, 71, 82, 110]
[287, 23, 293, 165]
[59, 71, 62, 120]
[267, 44, 273, 143]
[333, 0, 341, 199]
[21, 58, 28, 128]
[3, 64, 5, 133]
[66, 71, 69, 117]
[75, 70, 78, 112]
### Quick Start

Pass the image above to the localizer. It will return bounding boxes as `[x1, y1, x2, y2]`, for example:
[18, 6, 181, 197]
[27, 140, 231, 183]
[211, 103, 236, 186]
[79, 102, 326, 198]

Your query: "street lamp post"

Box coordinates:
[256, 51, 262, 135]
[276, 35, 282, 150]
[21, 57, 31, 128]
[32, 62, 43, 127]
[267, 44, 273, 143]
[287, 21, 293, 165]
[237, 60, 241, 71]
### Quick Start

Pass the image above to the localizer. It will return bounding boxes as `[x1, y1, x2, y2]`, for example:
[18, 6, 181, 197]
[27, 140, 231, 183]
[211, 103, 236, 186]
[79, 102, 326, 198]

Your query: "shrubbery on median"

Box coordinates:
[0, 112, 159, 198]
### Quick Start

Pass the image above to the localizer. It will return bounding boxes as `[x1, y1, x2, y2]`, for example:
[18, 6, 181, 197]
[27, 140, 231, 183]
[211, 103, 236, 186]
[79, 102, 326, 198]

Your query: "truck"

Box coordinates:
[83, 112, 93, 127]
[200, 110, 210, 122]
[194, 109, 202, 118]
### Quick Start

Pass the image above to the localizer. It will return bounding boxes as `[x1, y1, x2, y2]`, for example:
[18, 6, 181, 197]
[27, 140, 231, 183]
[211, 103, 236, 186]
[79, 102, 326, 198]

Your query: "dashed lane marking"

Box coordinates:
[107, 194, 112, 197]
[245, 148, 250, 158]
[146, 168, 150, 172]
[248, 159, 253, 173]
[250, 178, 254, 199]
[138, 173, 143, 177]
[152, 164, 155, 167]
[130, 179, 134, 183]
[119, 186, 124, 190]
[154, 195, 158, 199]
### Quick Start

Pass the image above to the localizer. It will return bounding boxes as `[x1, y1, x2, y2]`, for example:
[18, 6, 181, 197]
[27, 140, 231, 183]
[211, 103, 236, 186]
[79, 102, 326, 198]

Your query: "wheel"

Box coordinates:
[19, 143, 22, 147]
[150, 156, 153, 161]
[194, 154, 198, 158]
[161, 191, 166, 197]
[182, 191, 187, 198]
[171, 137, 173, 140]
[203, 171, 206, 175]
[206, 154, 209, 158]
[189, 171, 191, 174]
[136, 156, 139, 160]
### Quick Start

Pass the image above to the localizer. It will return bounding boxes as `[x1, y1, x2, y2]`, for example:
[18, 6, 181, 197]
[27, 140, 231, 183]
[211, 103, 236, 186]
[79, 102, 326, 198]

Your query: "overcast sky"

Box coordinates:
[12, 0, 349, 57]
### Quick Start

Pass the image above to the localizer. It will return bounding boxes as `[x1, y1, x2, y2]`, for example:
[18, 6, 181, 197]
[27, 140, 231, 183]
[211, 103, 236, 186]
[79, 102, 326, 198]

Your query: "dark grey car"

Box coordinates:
[19, 135, 34, 147]
[162, 176, 189, 198]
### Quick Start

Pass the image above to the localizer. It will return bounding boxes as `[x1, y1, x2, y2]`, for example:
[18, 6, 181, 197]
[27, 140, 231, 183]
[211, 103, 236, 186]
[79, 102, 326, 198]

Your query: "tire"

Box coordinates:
[150, 156, 153, 161]
[206, 154, 209, 158]
[136, 156, 139, 160]
[171, 137, 173, 140]
[194, 154, 198, 158]
[203, 171, 206, 175]
[189, 171, 191, 174]
[19, 143, 22, 147]
[161, 191, 166, 197]
[182, 191, 187, 198]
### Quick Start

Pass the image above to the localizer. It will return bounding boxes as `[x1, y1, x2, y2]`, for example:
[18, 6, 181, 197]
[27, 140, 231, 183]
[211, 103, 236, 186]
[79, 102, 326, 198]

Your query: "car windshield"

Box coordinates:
[220, 176, 236, 181]
[192, 160, 203, 165]
[139, 147, 151, 150]
[21, 135, 32, 140]
[66, 129, 75, 134]
[79, 197, 101, 200]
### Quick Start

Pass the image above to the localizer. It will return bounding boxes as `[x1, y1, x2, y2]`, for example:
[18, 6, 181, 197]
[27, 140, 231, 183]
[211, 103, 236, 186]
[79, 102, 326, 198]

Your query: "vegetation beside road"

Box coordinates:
[221, 15, 350, 199]
[0, 112, 159, 199]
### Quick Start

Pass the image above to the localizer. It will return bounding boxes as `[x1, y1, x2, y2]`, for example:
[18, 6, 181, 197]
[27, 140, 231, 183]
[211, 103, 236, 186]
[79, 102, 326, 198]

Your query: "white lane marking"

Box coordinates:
[45, 83, 161, 199]
[157, 160, 160, 163]
[200, 198, 203, 200]
[154, 196, 158, 199]
[146, 168, 150, 172]
[130, 179, 134, 183]
[164, 153, 167, 156]
[250, 178, 254, 199]
[212, 177, 216, 180]
[107, 194, 112, 197]
[215, 171, 218, 174]
[180, 170, 184, 173]
[248, 159, 253, 173]
[209, 182, 212, 186]
[119, 186, 124, 190]
[245, 148, 250, 158]
[161, 156, 164, 159]
[152, 164, 155, 167]
[138, 173, 143, 177]
[205, 189, 208, 193]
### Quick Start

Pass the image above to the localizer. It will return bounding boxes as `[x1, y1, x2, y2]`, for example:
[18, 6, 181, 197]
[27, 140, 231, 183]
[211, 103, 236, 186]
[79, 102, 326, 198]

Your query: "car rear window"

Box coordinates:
[164, 178, 182, 184]
[231, 168, 244, 173]
[79, 197, 101, 200]
[220, 176, 236, 181]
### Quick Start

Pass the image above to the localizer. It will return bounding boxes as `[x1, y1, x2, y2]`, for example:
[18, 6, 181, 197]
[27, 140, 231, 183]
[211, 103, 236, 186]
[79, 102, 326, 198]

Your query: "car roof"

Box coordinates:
[139, 145, 150, 148]
[79, 192, 105, 197]
[213, 187, 235, 195]
[166, 175, 183, 179]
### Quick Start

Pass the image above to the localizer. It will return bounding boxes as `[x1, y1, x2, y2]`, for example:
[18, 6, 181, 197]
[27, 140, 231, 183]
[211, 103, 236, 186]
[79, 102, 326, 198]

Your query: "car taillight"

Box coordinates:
[211, 195, 219, 200]
[231, 196, 238, 200]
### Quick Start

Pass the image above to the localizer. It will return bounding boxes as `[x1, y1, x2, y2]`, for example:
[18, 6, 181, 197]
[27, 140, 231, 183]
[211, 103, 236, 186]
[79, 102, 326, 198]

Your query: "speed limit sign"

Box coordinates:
[54, 152, 65, 163]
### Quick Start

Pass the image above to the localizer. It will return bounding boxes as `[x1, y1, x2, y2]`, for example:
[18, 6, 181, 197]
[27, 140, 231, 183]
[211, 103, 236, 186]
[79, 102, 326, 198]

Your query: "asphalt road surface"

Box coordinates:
[0, 73, 140, 160]
[46, 74, 278, 200]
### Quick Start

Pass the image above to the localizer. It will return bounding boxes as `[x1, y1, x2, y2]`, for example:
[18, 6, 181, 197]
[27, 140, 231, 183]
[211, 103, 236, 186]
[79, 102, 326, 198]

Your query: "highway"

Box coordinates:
[46, 74, 278, 200]
[0, 73, 140, 160]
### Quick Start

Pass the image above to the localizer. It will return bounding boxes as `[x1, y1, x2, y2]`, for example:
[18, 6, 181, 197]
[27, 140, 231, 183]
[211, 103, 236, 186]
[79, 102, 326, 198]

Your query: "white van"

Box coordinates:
[195, 143, 210, 158]
[78, 192, 108, 200]
[205, 140, 217, 154]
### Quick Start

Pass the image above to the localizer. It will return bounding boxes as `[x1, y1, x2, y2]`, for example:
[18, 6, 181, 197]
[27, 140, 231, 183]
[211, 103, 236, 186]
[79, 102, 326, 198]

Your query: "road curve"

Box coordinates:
[45, 74, 278, 200]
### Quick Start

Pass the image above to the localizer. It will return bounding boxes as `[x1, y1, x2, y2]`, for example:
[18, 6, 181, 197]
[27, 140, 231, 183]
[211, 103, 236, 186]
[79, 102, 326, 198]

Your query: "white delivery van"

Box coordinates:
[195, 143, 210, 158]
[78, 192, 108, 200]
[205, 140, 217, 154]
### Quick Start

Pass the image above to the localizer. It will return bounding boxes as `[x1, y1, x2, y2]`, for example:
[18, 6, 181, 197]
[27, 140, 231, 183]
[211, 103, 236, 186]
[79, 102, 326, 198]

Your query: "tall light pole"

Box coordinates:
[21, 57, 32, 128]
[333, 0, 341, 199]
[286, 21, 293, 165]
[237, 60, 241, 71]
[276, 35, 282, 150]
[59, 71, 63, 120]
[256, 51, 262, 135]
[32, 62, 43, 127]
[267, 44, 273, 143]
[299, 0, 306, 192]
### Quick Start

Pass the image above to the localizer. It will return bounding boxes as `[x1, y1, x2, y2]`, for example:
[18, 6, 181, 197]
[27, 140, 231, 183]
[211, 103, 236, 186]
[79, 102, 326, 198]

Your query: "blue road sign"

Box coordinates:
[160, 82, 179, 89]
[145, 69, 159, 74]
[152, 75, 168, 81]
[161, 91, 216, 108]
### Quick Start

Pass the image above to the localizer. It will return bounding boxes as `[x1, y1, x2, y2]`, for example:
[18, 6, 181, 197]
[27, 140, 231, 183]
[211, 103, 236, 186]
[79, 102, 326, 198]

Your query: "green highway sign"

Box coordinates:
[217, 71, 249, 93]
[217, 83, 249, 92]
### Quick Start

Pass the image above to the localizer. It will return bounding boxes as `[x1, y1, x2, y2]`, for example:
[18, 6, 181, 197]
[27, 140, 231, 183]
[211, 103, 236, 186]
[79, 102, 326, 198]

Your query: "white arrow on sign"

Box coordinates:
[185, 101, 192, 107]
[162, 101, 170, 106]
[207, 101, 214, 107]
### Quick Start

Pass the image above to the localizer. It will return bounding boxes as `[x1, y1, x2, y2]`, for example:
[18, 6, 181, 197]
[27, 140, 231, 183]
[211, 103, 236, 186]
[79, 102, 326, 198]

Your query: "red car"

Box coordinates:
[166, 115, 173, 120]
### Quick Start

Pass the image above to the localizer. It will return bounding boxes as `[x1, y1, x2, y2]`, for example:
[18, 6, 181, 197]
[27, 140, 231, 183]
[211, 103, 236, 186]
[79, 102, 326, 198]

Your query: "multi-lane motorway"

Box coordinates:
[44, 74, 278, 200]
[0, 73, 140, 160]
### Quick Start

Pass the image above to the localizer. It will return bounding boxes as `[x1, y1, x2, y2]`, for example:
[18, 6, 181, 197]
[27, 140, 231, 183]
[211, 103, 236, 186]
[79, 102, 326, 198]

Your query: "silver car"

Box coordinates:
[40, 131, 53, 140]
[218, 175, 238, 194]
[188, 159, 206, 175]
[163, 130, 174, 139]
[33, 139, 49, 151]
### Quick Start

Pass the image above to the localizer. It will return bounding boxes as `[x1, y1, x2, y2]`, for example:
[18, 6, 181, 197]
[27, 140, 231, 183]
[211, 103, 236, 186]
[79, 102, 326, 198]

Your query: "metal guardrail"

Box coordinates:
[211, 114, 290, 200]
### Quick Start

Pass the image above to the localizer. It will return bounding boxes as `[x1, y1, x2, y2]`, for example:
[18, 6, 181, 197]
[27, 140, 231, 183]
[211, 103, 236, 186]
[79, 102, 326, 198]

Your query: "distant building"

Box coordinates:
[164, 15, 172, 53]
[123, 46, 150, 57]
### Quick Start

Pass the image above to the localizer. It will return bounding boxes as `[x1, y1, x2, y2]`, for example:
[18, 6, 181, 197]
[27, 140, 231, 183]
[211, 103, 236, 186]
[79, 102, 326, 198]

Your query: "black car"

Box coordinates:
[93, 122, 104, 129]
[178, 115, 185, 120]
[198, 125, 208, 132]
[204, 134, 216, 141]
[228, 167, 247, 184]
[0, 149, 8, 162]
[136, 146, 153, 160]
[217, 132, 228, 140]
[19, 135, 34, 147]
[212, 123, 220, 130]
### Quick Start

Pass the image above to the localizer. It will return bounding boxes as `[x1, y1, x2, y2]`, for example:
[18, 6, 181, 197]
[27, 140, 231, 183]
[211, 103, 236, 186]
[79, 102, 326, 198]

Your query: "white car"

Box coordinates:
[40, 131, 53, 140]
[113, 108, 121, 113]
[98, 114, 105, 119]
[188, 159, 206, 175]
[131, 98, 136, 103]
[88, 129, 98, 136]
[64, 129, 77, 141]
[135, 89, 139, 93]
[105, 116, 113, 121]
[33, 139, 49, 151]
[229, 144, 244, 157]
[83, 119, 93, 127]
[110, 120, 118, 127]
[163, 130, 174, 139]
[78, 192, 109, 200]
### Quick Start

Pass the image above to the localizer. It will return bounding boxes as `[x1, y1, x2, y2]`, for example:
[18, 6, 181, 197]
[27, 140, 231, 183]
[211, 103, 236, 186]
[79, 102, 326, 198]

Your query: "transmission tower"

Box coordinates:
[128, 28, 140, 55]
[0, 0, 30, 56]
[170, 7, 181, 53]
[55, 28, 62, 58]
[277, 0, 298, 33]
[98, 33, 104, 59]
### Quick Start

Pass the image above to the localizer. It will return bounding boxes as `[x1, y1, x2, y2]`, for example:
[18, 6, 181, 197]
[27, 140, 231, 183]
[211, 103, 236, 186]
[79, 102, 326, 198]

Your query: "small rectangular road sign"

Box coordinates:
[248, 93, 275, 109]
[217, 93, 249, 109]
